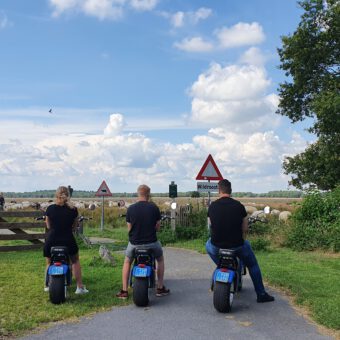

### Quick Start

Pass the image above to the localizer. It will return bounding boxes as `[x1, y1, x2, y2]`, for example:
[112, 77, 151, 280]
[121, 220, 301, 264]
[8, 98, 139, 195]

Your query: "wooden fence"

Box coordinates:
[160, 204, 192, 230]
[0, 211, 46, 252]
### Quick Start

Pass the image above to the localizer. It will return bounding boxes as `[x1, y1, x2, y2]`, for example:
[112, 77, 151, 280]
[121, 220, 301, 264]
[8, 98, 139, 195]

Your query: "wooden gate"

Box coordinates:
[0, 211, 46, 252]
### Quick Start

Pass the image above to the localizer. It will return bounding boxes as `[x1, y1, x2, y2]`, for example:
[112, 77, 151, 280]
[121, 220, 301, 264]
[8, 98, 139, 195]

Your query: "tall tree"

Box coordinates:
[277, 0, 340, 190]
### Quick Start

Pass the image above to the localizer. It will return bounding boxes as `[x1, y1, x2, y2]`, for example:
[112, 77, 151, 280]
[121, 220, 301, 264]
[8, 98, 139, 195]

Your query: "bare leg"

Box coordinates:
[156, 256, 165, 289]
[45, 257, 50, 286]
[72, 255, 84, 288]
[122, 257, 132, 291]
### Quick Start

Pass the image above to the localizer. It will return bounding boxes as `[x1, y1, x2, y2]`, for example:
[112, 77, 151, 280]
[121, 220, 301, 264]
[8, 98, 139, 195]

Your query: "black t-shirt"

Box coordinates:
[126, 201, 161, 245]
[208, 197, 247, 248]
[45, 204, 78, 241]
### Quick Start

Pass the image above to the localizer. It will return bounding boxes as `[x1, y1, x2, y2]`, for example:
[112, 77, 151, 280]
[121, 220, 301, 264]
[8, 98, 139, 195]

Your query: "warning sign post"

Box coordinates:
[95, 180, 112, 231]
[196, 154, 223, 206]
[196, 154, 223, 229]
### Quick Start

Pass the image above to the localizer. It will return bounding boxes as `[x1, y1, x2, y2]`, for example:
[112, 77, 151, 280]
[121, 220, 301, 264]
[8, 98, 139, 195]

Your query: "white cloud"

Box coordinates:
[82, 0, 124, 20]
[0, 12, 11, 30]
[192, 7, 212, 23]
[239, 47, 267, 66]
[190, 63, 270, 101]
[130, 0, 158, 11]
[215, 22, 265, 48]
[188, 62, 280, 133]
[49, 0, 157, 20]
[174, 37, 213, 53]
[0, 110, 307, 193]
[170, 11, 185, 28]
[163, 7, 212, 28]
[104, 113, 125, 136]
[175, 22, 265, 53]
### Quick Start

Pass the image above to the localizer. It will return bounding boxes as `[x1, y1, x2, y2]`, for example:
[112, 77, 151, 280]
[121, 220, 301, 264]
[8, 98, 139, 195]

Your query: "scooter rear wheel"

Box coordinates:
[213, 282, 233, 313]
[49, 275, 66, 304]
[133, 277, 149, 307]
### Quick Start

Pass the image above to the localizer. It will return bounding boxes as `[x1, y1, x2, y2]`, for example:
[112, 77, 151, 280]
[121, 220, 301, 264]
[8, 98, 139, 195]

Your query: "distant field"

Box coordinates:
[6, 196, 300, 212]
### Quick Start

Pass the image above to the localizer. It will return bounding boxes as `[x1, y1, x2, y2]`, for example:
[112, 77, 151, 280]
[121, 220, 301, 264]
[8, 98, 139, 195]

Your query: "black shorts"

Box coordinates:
[43, 235, 79, 258]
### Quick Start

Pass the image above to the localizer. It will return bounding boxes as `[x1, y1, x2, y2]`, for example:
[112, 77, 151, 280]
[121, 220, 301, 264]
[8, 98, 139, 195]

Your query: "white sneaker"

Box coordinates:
[75, 286, 89, 295]
[44, 286, 49, 292]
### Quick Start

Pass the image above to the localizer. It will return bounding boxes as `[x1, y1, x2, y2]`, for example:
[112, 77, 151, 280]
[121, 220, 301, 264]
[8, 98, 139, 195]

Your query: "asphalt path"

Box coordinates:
[23, 247, 332, 340]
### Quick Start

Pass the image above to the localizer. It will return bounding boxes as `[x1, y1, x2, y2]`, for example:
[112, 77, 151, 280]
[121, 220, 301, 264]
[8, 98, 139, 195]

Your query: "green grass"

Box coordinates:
[256, 248, 340, 330]
[0, 245, 128, 337]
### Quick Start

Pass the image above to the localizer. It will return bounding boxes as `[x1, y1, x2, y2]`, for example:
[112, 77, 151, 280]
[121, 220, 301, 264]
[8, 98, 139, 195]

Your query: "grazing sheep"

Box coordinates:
[270, 209, 281, 216]
[22, 201, 31, 208]
[245, 206, 257, 215]
[74, 202, 85, 209]
[251, 210, 266, 218]
[279, 211, 291, 222]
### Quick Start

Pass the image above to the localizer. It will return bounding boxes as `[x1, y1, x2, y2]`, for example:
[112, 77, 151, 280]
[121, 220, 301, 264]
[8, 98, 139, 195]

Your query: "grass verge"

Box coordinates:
[0, 245, 127, 338]
[256, 248, 340, 331]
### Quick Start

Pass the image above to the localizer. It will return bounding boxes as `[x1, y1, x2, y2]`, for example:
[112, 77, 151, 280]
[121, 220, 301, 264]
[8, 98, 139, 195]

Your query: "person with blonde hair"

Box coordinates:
[116, 184, 170, 299]
[43, 186, 88, 294]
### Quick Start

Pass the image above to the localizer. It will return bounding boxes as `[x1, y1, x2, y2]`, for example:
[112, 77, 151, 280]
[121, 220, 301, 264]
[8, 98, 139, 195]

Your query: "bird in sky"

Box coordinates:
[49, 109, 52, 113]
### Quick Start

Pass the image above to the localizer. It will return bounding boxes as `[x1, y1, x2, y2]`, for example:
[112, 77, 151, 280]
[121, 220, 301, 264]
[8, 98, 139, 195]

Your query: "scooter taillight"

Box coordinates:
[220, 268, 228, 272]
[138, 264, 146, 268]
[54, 262, 62, 266]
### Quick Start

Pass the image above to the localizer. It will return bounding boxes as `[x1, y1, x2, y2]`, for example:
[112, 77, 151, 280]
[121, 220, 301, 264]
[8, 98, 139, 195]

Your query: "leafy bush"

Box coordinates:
[249, 238, 271, 251]
[158, 227, 177, 245]
[286, 187, 340, 252]
[249, 221, 270, 236]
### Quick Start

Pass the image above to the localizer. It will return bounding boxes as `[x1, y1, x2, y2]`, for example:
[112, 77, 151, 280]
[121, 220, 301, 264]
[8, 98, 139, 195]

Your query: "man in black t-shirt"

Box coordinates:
[206, 179, 274, 303]
[116, 184, 170, 299]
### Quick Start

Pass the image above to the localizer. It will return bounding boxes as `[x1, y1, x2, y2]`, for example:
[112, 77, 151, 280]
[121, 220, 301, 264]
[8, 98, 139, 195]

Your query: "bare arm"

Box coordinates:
[242, 217, 249, 239]
[45, 216, 51, 230]
[127, 222, 132, 232]
[155, 220, 161, 232]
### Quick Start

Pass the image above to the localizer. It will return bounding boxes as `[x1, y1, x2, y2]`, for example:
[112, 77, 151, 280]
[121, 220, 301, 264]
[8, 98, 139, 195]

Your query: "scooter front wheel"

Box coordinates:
[49, 275, 66, 304]
[213, 282, 233, 313]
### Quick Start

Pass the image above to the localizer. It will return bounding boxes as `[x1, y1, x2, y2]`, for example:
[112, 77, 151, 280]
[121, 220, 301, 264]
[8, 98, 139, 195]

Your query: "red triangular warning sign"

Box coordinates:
[95, 180, 113, 197]
[196, 154, 223, 181]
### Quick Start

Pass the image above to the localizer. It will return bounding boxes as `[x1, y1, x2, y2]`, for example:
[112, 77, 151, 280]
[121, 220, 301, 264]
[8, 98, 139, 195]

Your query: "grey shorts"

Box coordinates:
[125, 241, 163, 260]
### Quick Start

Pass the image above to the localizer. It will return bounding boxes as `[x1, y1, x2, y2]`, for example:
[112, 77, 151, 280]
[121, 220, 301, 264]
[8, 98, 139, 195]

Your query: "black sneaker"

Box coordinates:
[257, 292, 275, 303]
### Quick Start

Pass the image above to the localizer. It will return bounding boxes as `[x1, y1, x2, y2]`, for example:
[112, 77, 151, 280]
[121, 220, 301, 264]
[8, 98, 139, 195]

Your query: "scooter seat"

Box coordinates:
[219, 249, 237, 258]
[134, 247, 154, 256]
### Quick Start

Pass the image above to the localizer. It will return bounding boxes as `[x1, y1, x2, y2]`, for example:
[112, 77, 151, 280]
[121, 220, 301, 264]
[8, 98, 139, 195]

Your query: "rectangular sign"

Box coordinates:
[197, 181, 219, 193]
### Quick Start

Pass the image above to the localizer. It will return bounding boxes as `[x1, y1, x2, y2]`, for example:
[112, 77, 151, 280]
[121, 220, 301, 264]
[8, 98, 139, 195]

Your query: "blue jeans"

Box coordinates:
[206, 238, 266, 296]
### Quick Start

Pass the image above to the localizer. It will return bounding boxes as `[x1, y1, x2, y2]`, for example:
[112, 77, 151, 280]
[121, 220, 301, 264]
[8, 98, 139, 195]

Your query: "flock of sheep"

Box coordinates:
[3, 200, 292, 222]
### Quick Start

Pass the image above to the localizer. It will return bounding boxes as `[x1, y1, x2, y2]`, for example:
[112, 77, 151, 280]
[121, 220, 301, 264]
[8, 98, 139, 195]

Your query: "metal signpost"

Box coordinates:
[169, 181, 177, 231]
[95, 180, 113, 231]
[196, 154, 223, 228]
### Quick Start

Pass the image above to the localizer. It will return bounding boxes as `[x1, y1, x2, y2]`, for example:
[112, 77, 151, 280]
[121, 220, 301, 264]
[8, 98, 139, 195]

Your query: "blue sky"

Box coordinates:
[0, 0, 312, 193]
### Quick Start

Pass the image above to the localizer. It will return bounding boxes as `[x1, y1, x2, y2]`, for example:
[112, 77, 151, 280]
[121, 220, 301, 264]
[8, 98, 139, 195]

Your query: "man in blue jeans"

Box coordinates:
[206, 179, 274, 303]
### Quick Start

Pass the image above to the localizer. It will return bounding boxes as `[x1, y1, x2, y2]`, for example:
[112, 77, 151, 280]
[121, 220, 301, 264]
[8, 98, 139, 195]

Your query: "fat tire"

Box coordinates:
[213, 282, 232, 313]
[49, 275, 66, 304]
[133, 277, 149, 307]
